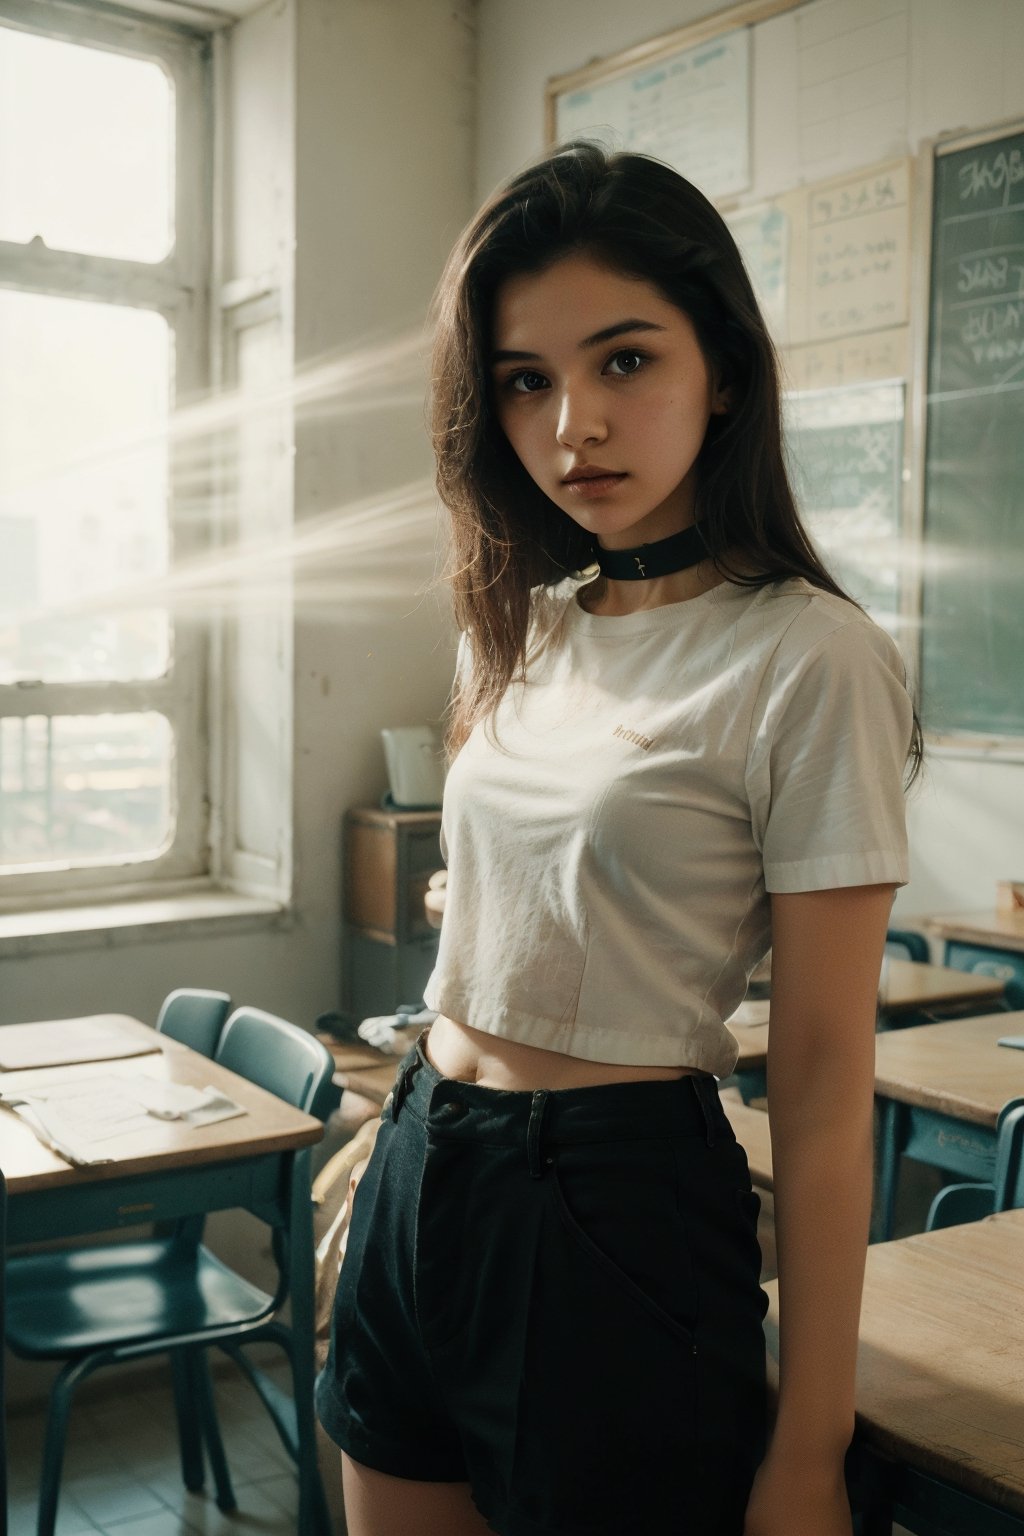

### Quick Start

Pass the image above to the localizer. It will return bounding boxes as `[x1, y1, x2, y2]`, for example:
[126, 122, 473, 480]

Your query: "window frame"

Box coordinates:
[0, 0, 213, 901]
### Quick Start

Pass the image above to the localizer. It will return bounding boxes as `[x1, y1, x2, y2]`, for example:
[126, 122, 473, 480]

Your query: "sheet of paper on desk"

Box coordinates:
[0, 1018, 161, 1071]
[3, 1072, 247, 1163]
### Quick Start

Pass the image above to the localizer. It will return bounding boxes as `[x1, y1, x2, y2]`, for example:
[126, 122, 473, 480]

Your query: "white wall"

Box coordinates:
[288, 0, 474, 1000]
[475, 0, 1024, 928]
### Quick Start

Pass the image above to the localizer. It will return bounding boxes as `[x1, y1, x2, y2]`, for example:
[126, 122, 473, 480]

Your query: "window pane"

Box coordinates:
[0, 290, 171, 683]
[0, 713, 172, 869]
[0, 25, 174, 262]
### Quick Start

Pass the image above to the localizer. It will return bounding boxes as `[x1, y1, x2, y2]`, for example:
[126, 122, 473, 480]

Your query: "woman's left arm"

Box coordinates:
[743, 881, 896, 1536]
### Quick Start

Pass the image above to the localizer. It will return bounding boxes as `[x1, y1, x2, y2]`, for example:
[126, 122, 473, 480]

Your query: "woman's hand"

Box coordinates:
[743, 1446, 853, 1536]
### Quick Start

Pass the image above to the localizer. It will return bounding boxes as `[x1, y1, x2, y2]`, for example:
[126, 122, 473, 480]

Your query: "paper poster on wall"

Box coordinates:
[784, 382, 905, 633]
[725, 203, 789, 344]
[789, 160, 911, 345]
[783, 327, 910, 391]
[554, 29, 750, 202]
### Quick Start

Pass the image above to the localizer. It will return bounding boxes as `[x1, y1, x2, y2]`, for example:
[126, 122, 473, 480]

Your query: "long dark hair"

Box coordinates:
[431, 140, 922, 782]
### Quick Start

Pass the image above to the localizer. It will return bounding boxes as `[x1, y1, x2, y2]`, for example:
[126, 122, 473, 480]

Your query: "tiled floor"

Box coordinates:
[8, 1354, 334, 1536]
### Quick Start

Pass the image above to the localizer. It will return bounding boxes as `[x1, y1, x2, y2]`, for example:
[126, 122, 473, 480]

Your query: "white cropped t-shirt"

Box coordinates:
[422, 575, 914, 1078]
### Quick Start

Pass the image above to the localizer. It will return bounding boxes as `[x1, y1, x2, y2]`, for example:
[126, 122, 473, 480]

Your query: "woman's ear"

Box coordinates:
[711, 383, 731, 416]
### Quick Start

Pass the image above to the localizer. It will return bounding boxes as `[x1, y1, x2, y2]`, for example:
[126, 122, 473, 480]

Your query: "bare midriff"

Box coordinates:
[425, 1012, 709, 1091]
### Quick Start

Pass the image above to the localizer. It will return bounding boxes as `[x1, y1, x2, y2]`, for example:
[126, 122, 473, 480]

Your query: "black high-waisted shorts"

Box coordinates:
[316, 1035, 769, 1536]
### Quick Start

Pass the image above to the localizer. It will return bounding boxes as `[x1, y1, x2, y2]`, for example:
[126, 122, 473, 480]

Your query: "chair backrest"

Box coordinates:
[994, 1099, 1024, 1212]
[215, 1007, 335, 1121]
[927, 1097, 1024, 1229]
[156, 988, 232, 1058]
[884, 927, 930, 964]
[1004, 978, 1024, 1012]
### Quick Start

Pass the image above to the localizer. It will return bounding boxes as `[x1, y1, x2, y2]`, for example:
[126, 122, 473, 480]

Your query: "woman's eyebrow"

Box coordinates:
[491, 317, 667, 364]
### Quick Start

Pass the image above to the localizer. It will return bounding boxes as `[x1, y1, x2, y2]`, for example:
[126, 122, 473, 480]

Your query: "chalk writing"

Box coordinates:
[921, 128, 1024, 742]
[958, 147, 1024, 208]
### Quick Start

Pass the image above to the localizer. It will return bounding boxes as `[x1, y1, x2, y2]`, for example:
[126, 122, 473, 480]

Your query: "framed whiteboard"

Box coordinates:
[546, 0, 803, 202]
[553, 30, 750, 202]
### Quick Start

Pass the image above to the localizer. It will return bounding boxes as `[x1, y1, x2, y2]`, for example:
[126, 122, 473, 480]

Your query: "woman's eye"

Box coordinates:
[606, 349, 646, 376]
[508, 370, 548, 393]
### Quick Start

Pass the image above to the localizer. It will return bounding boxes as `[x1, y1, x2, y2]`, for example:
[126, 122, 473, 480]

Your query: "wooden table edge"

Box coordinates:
[920, 913, 1024, 955]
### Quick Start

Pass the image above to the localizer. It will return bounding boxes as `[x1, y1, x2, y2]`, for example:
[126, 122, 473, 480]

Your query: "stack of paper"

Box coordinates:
[0, 1072, 247, 1167]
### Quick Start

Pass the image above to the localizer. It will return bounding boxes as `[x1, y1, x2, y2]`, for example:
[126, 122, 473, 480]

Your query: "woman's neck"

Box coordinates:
[576, 558, 731, 616]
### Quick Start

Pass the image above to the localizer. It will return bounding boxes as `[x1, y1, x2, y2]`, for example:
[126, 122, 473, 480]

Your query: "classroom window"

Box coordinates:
[0, 3, 210, 898]
[0, 27, 174, 262]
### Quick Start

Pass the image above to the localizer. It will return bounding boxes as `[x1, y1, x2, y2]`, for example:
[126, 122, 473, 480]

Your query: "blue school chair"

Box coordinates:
[925, 1100, 1024, 1231]
[4, 1006, 334, 1536]
[884, 928, 930, 964]
[1003, 978, 1024, 1013]
[155, 987, 232, 1056]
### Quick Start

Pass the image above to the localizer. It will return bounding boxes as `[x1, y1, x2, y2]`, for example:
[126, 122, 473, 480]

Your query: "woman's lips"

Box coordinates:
[562, 473, 628, 498]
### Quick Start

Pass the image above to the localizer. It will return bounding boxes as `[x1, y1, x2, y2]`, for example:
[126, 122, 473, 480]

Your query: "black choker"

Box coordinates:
[593, 522, 709, 581]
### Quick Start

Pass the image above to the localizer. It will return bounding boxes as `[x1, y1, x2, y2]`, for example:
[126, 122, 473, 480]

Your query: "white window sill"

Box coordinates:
[0, 888, 290, 958]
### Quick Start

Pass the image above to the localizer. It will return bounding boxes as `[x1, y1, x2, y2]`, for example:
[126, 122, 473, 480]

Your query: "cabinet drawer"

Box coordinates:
[344, 809, 443, 944]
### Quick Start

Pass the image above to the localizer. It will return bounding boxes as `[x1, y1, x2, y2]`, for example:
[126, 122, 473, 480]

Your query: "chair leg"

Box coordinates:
[288, 1329, 331, 1536]
[872, 1098, 903, 1243]
[189, 1347, 237, 1513]
[219, 1328, 330, 1536]
[171, 1349, 205, 1493]
[36, 1356, 97, 1536]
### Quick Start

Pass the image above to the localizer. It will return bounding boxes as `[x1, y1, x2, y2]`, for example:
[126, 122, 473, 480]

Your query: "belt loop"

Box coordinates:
[527, 1089, 550, 1179]
[691, 1075, 716, 1148]
[390, 1049, 422, 1123]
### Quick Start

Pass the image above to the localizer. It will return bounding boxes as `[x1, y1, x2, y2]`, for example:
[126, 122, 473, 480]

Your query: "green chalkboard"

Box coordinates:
[921, 126, 1024, 739]
[785, 384, 904, 635]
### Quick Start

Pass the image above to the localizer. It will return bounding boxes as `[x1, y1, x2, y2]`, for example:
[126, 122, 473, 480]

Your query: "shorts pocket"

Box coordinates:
[549, 1143, 697, 1345]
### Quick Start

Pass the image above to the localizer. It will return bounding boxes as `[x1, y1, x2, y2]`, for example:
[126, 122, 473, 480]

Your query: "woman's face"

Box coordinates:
[491, 252, 728, 550]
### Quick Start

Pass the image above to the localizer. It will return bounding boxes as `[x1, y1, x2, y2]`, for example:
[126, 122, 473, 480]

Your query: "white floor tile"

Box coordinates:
[62, 1476, 168, 1528]
[94, 1513, 197, 1536]
[9, 1492, 101, 1536]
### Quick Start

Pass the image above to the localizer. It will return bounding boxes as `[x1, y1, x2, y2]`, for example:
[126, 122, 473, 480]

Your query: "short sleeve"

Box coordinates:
[438, 631, 471, 866]
[745, 617, 914, 893]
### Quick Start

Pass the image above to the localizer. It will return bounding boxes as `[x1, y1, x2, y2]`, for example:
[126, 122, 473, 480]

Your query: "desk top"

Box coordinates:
[921, 908, 1024, 954]
[0, 1016, 323, 1194]
[318, 1030, 413, 1107]
[873, 1010, 1024, 1125]
[764, 1209, 1024, 1517]
[878, 956, 1005, 1011]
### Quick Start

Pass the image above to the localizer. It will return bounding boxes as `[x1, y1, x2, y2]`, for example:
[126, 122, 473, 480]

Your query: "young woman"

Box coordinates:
[317, 141, 921, 1536]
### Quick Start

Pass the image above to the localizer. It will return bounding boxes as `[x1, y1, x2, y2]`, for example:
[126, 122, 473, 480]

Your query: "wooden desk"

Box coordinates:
[872, 1010, 1024, 1241]
[0, 1016, 323, 1243]
[317, 1030, 415, 1109]
[922, 907, 1024, 956]
[764, 1210, 1024, 1532]
[722, 958, 1007, 1103]
[878, 956, 1006, 1018]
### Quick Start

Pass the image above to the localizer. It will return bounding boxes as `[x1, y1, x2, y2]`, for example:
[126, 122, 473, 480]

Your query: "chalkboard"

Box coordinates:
[921, 126, 1024, 740]
[785, 383, 905, 634]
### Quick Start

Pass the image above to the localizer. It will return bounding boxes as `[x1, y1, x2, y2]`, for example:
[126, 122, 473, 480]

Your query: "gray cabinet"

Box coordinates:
[342, 806, 443, 1020]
